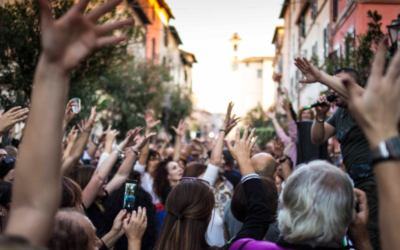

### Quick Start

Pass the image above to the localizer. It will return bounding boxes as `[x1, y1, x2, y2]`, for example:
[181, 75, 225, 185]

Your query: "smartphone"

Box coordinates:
[72, 98, 81, 114]
[123, 179, 138, 212]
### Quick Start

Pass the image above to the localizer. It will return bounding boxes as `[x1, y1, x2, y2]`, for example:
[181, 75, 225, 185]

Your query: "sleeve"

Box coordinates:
[287, 121, 297, 141]
[133, 162, 146, 175]
[326, 109, 338, 127]
[96, 152, 110, 169]
[276, 128, 291, 146]
[202, 163, 220, 186]
[82, 151, 93, 161]
[224, 174, 271, 248]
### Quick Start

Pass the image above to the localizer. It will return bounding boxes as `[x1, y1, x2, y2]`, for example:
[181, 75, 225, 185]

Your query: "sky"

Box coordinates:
[167, 0, 284, 113]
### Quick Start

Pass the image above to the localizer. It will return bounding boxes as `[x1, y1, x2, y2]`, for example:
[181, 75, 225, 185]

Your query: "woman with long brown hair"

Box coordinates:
[152, 125, 273, 250]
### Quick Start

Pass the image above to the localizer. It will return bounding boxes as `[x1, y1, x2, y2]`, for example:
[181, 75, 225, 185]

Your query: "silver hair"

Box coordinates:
[278, 160, 355, 244]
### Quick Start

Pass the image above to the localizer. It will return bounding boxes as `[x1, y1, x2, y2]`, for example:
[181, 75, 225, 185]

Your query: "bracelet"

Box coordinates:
[131, 147, 141, 156]
[220, 129, 226, 133]
[114, 146, 125, 157]
[279, 156, 287, 163]
[82, 128, 91, 133]
[92, 139, 99, 147]
[316, 117, 325, 123]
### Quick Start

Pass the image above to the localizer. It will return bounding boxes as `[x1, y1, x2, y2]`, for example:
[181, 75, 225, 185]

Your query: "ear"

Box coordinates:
[0, 205, 7, 217]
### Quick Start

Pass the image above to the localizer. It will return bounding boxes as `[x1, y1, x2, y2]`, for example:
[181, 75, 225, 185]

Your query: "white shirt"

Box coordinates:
[133, 162, 161, 204]
[206, 209, 225, 247]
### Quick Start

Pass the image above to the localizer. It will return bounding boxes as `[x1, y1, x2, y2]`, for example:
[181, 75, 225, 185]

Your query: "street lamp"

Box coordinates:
[387, 14, 400, 54]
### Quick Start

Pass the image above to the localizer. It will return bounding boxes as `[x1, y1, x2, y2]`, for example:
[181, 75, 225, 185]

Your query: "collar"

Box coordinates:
[276, 238, 352, 250]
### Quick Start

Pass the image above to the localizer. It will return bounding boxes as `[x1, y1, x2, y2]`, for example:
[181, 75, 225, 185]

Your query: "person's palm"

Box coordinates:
[295, 57, 322, 84]
[266, 111, 275, 120]
[36, 0, 132, 73]
[144, 110, 160, 129]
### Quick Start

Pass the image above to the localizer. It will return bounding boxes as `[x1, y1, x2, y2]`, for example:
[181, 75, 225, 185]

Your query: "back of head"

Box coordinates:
[231, 177, 278, 223]
[0, 158, 15, 180]
[73, 165, 96, 190]
[48, 209, 92, 250]
[103, 185, 158, 250]
[222, 150, 234, 168]
[60, 177, 83, 211]
[4, 146, 17, 158]
[279, 160, 355, 245]
[334, 68, 363, 87]
[183, 163, 207, 177]
[251, 153, 277, 179]
[0, 236, 46, 250]
[0, 182, 12, 209]
[154, 179, 215, 250]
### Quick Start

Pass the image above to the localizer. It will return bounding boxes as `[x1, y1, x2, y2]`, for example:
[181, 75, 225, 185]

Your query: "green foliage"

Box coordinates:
[323, 10, 385, 86]
[0, 0, 192, 138]
[244, 104, 276, 146]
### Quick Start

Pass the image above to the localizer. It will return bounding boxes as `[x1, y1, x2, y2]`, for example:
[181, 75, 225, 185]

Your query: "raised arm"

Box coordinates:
[225, 126, 271, 244]
[344, 38, 400, 250]
[106, 131, 156, 194]
[266, 110, 290, 146]
[294, 57, 364, 100]
[171, 120, 189, 162]
[63, 126, 78, 160]
[0, 107, 29, 137]
[310, 95, 335, 145]
[157, 133, 170, 157]
[62, 99, 76, 136]
[203, 102, 240, 186]
[273, 137, 292, 181]
[138, 110, 160, 165]
[87, 131, 106, 158]
[61, 107, 97, 176]
[5, 0, 132, 245]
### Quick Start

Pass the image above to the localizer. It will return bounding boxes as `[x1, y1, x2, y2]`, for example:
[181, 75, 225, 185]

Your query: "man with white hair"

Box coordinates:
[231, 160, 373, 250]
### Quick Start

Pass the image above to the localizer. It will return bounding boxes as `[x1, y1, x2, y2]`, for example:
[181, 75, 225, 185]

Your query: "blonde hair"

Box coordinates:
[297, 106, 315, 120]
[278, 161, 355, 244]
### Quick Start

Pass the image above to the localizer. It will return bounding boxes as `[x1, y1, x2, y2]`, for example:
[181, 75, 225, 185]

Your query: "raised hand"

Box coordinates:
[221, 102, 240, 135]
[273, 137, 284, 158]
[144, 110, 160, 131]
[343, 39, 399, 147]
[0, 107, 29, 134]
[294, 57, 322, 84]
[266, 110, 276, 120]
[105, 126, 119, 142]
[125, 127, 143, 147]
[123, 206, 148, 243]
[64, 99, 77, 124]
[111, 209, 128, 238]
[225, 126, 258, 175]
[163, 132, 170, 145]
[67, 125, 79, 143]
[172, 120, 189, 137]
[36, 0, 133, 73]
[132, 133, 157, 152]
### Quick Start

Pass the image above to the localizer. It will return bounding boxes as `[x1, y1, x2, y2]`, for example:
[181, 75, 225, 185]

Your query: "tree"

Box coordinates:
[323, 10, 385, 86]
[0, 0, 192, 137]
[244, 104, 276, 146]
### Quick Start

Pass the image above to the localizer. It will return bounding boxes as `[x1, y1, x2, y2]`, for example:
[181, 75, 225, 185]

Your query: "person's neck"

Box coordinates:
[169, 180, 178, 187]
[224, 166, 233, 171]
[213, 175, 222, 188]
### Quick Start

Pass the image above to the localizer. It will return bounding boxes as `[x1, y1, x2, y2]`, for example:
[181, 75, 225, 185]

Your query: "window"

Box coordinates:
[312, 42, 318, 58]
[234, 44, 237, 51]
[162, 57, 166, 68]
[295, 70, 299, 88]
[311, 0, 318, 20]
[323, 26, 329, 58]
[257, 70, 263, 78]
[164, 26, 169, 47]
[301, 17, 306, 37]
[290, 78, 294, 98]
[246, 63, 249, 67]
[152, 38, 156, 59]
[184, 70, 188, 81]
[333, 0, 339, 22]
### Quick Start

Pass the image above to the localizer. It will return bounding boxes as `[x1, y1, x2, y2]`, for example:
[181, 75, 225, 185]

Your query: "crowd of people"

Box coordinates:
[0, 0, 400, 250]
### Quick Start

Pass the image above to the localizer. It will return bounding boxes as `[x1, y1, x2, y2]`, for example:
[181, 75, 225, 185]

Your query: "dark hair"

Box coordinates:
[183, 163, 207, 177]
[60, 177, 83, 210]
[231, 177, 278, 223]
[0, 158, 15, 179]
[152, 160, 172, 200]
[153, 179, 215, 250]
[333, 68, 363, 87]
[0, 182, 12, 232]
[107, 157, 124, 181]
[287, 155, 294, 169]
[103, 185, 158, 250]
[146, 149, 161, 166]
[73, 165, 95, 190]
[223, 150, 234, 167]
[48, 210, 90, 250]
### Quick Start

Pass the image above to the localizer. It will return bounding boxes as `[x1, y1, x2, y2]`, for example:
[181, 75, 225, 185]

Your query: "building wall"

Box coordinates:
[239, 62, 264, 116]
[262, 59, 275, 110]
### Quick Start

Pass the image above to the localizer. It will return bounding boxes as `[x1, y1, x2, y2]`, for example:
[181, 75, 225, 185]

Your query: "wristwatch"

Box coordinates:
[279, 156, 287, 163]
[131, 147, 141, 156]
[371, 137, 400, 165]
[92, 139, 100, 147]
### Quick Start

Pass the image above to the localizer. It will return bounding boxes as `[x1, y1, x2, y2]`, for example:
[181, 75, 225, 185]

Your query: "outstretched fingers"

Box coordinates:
[96, 36, 127, 48]
[96, 19, 134, 36]
[35, 0, 53, 25]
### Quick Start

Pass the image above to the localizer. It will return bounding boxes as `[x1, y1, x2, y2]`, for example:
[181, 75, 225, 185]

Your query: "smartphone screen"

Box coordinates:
[123, 179, 138, 212]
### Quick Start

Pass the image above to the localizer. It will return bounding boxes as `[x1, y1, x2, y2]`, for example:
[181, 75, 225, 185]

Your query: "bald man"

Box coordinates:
[251, 152, 278, 180]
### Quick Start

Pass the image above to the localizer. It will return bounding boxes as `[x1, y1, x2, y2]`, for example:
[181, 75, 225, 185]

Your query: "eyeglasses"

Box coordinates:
[178, 177, 211, 187]
[2, 157, 16, 164]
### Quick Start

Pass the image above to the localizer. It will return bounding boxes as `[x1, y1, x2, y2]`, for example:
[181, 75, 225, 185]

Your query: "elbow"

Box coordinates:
[311, 138, 324, 145]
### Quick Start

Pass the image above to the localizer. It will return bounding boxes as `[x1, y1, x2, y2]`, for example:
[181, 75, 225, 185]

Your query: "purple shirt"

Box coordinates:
[276, 121, 297, 167]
